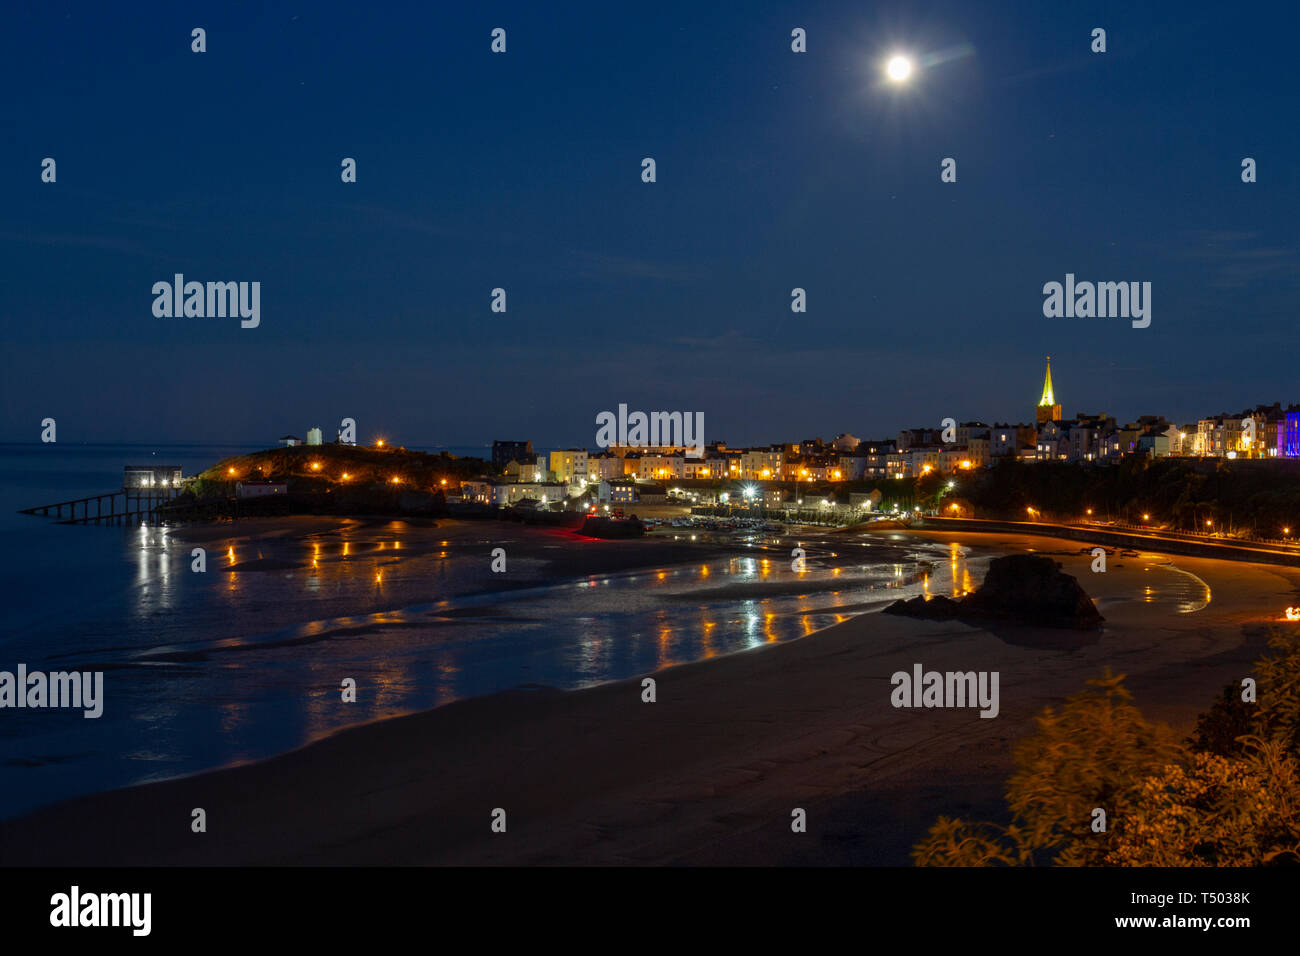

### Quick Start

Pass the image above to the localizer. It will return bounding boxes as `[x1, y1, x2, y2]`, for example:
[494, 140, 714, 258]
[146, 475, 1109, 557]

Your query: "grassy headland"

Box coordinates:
[171, 444, 494, 519]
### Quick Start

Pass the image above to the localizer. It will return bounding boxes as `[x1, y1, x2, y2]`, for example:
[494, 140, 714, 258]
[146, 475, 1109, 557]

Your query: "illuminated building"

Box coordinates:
[1036, 356, 1062, 424]
[1282, 412, 1300, 458]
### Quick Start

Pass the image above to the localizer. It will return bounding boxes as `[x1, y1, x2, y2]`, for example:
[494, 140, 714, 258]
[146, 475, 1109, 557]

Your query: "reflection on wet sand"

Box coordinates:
[12, 518, 1236, 821]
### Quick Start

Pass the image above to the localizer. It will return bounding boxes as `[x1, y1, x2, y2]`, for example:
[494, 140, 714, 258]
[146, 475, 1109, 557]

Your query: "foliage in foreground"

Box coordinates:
[912, 629, 1300, 866]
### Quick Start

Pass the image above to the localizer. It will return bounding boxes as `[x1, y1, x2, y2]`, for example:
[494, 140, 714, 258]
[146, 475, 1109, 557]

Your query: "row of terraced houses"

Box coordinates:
[463, 359, 1300, 505]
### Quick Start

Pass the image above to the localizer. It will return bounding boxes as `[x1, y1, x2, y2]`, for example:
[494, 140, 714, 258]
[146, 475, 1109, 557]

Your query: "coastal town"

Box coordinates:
[23, 359, 1300, 540]
[401, 359, 1300, 529]
[7, 0, 1296, 927]
[447, 360, 1300, 509]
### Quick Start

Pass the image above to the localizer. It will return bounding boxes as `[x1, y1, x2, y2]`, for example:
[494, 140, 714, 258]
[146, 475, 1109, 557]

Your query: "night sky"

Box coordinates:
[2, 1, 1297, 447]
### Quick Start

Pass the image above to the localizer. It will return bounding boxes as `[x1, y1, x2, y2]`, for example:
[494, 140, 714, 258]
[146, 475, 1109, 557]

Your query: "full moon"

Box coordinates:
[886, 55, 913, 82]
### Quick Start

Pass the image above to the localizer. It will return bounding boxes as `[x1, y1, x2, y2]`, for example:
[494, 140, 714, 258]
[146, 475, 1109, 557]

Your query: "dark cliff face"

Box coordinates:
[884, 554, 1104, 629]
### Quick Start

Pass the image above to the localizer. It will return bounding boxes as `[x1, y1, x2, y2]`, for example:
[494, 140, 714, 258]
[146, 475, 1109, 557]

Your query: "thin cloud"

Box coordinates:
[570, 250, 707, 282]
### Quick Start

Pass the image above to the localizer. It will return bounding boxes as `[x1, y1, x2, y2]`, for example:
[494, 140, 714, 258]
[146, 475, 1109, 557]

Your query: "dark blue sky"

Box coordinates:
[3, 1, 1297, 447]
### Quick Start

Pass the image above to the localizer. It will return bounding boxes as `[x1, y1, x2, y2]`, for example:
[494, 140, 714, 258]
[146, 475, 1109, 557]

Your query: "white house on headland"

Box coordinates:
[279, 435, 302, 447]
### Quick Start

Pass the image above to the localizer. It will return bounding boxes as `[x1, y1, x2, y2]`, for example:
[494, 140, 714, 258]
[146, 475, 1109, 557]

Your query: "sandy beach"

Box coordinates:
[3, 528, 1294, 866]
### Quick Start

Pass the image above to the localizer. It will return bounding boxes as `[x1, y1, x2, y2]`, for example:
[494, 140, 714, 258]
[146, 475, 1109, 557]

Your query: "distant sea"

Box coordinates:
[0, 442, 969, 821]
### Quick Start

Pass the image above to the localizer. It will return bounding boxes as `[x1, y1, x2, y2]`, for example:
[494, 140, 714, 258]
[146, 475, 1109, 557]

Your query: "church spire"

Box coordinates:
[1039, 356, 1055, 408]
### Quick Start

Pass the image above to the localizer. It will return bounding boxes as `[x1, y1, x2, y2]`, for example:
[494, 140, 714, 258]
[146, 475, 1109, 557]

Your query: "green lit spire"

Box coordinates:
[1039, 356, 1055, 408]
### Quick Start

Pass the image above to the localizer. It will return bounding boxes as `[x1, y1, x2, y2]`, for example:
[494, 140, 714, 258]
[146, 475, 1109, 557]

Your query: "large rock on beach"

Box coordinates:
[884, 554, 1104, 629]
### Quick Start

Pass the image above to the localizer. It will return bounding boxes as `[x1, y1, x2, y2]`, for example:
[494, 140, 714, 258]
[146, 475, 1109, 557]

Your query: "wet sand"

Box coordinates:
[170, 515, 749, 579]
[3, 530, 1294, 866]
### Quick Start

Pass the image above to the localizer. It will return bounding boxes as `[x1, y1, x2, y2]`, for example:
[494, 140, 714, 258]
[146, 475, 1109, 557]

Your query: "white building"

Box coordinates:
[587, 453, 624, 481]
[740, 449, 782, 481]
[306, 427, 323, 446]
[461, 480, 491, 503]
[683, 456, 723, 479]
[639, 454, 684, 480]
[599, 479, 639, 503]
[503, 482, 568, 506]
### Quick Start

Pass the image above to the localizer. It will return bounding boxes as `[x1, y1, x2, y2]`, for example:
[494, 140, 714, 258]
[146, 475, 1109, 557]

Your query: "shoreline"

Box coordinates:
[2, 529, 1293, 865]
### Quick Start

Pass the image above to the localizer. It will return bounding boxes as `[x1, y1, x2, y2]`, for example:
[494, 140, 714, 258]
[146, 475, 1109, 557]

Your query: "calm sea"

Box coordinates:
[0, 442, 975, 821]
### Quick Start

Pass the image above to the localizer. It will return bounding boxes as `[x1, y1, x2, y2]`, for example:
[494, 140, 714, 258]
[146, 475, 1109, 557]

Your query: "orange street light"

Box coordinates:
[311, 462, 321, 471]
[341, 472, 350, 481]
[1143, 513, 1150, 521]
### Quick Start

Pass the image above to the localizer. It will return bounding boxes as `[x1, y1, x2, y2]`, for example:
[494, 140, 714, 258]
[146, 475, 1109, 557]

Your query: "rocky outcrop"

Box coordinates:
[884, 554, 1104, 629]
[580, 516, 645, 539]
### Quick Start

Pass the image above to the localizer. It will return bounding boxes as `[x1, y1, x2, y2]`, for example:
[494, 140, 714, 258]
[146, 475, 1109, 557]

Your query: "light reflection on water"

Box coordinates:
[1140, 564, 1213, 613]
[4, 521, 981, 820]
